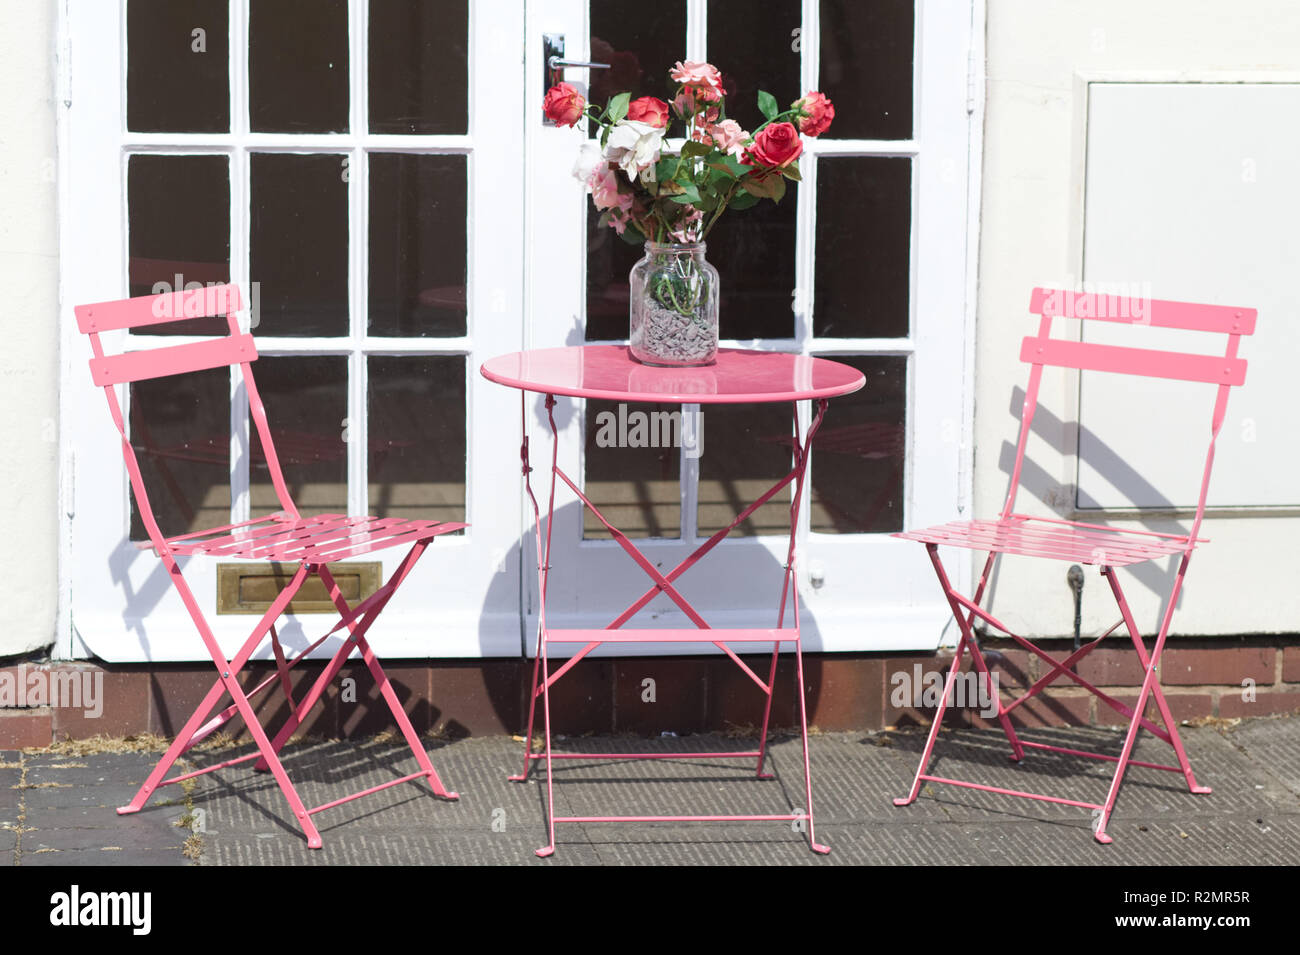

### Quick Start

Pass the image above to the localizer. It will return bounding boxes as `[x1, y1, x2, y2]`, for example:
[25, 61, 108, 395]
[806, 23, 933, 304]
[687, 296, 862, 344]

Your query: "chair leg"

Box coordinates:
[352, 629, 458, 799]
[894, 635, 967, 807]
[509, 626, 545, 783]
[254, 546, 427, 770]
[122, 566, 311, 819]
[535, 638, 557, 858]
[927, 545, 1024, 760]
[118, 679, 228, 815]
[1103, 567, 1211, 796]
[220, 670, 324, 849]
[753, 642, 781, 780]
[793, 639, 830, 854]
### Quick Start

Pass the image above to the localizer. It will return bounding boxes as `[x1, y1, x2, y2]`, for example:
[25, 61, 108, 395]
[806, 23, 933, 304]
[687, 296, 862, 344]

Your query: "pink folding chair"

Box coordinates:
[892, 288, 1255, 843]
[76, 283, 464, 849]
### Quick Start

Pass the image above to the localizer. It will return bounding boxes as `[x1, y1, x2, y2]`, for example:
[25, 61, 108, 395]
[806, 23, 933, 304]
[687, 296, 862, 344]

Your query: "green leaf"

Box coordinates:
[781, 161, 801, 182]
[743, 172, 782, 199]
[655, 157, 680, 183]
[680, 140, 712, 160]
[757, 90, 779, 122]
[669, 184, 701, 204]
[608, 92, 631, 122]
[728, 189, 760, 211]
[617, 224, 646, 245]
[707, 161, 739, 180]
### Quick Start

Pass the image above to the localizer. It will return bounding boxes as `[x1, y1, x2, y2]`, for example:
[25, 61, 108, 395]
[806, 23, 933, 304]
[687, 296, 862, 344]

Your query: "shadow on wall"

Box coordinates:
[986, 384, 1193, 627]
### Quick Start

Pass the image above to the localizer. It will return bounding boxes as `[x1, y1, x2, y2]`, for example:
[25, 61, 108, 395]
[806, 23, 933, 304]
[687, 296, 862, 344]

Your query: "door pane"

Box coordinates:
[584, 400, 681, 539]
[249, 0, 350, 133]
[697, 403, 792, 537]
[129, 368, 231, 540]
[127, 0, 230, 133]
[809, 355, 906, 533]
[708, 186, 797, 340]
[586, 207, 643, 342]
[369, 0, 468, 135]
[249, 357, 349, 517]
[128, 154, 231, 337]
[819, 0, 914, 140]
[369, 154, 467, 338]
[250, 153, 350, 337]
[707, 0, 801, 131]
[584, 0, 687, 338]
[814, 157, 911, 338]
[588, 0, 686, 118]
[367, 356, 466, 524]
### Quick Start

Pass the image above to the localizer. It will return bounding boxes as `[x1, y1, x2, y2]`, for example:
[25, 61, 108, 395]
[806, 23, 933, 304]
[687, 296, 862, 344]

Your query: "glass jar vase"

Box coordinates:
[628, 241, 719, 367]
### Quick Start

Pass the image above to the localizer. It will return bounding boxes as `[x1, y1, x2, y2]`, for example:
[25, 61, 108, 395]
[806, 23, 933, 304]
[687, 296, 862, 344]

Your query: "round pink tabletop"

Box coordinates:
[480, 346, 865, 404]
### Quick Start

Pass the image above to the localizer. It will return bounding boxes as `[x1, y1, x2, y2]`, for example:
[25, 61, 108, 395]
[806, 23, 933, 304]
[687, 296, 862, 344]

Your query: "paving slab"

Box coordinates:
[0, 718, 1295, 865]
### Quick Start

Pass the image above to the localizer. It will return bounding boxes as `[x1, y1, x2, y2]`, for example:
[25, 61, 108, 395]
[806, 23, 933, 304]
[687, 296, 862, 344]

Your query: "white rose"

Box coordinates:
[604, 120, 664, 181]
[571, 143, 603, 185]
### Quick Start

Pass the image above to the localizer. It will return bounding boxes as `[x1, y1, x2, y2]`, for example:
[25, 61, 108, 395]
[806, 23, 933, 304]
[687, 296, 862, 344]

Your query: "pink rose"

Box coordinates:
[670, 60, 724, 102]
[543, 82, 585, 127]
[792, 91, 835, 137]
[708, 119, 748, 157]
[588, 163, 632, 214]
[627, 96, 670, 129]
[743, 122, 802, 171]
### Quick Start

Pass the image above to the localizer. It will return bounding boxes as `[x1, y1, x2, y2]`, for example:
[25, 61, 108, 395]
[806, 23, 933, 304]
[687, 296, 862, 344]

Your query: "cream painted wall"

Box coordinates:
[0, 1, 59, 657]
[975, 0, 1300, 638]
[4, 1, 1294, 660]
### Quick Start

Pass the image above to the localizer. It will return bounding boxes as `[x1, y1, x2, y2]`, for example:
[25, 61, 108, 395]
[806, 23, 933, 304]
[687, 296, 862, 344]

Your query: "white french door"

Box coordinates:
[60, 1, 526, 661]
[522, 0, 977, 651]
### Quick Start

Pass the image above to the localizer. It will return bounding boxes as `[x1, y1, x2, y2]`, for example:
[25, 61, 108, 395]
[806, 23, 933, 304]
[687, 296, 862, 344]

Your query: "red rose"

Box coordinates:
[793, 91, 835, 137]
[743, 122, 802, 171]
[627, 96, 670, 129]
[543, 82, 585, 127]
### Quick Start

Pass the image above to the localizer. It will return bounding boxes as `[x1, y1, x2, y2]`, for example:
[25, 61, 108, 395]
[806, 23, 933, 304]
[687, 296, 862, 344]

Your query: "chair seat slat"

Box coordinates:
[894, 516, 1191, 566]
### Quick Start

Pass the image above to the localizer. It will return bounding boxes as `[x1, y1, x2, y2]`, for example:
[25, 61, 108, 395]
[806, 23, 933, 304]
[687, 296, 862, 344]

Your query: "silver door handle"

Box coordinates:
[548, 56, 610, 70]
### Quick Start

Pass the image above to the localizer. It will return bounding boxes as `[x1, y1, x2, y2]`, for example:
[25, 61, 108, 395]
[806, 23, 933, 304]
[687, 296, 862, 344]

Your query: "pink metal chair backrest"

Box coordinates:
[1005, 288, 1257, 542]
[74, 283, 300, 555]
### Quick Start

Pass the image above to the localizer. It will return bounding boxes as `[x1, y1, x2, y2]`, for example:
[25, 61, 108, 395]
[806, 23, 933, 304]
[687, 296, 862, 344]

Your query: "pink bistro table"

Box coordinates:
[480, 345, 865, 857]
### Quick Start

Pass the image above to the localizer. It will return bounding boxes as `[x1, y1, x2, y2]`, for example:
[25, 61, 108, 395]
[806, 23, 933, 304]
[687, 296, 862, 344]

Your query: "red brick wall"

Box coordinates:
[2, 637, 1297, 749]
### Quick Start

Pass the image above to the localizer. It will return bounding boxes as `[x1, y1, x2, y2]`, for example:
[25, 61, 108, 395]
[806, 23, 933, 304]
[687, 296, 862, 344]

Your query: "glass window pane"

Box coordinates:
[809, 355, 906, 533]
[588, 0, 686, 136]
[128, 154, 230, 337]
[369, 0, 468, 135]
[584, 400, 680, 539]
[129, 367, 230, 540]
[127, 0, 230, 133]
[250, 153, 349, 337]
[697, 403, 791, 538]
[369, 154, 467, 338]
[249, 0, 349, 133]
[814, 157, 911, 339]
[819, 0, 914, 140]
[707, 0, 801, 130]
[708, 185, 797, 340]
[586, 206, 644, 342]
[367, 356, 466, 524]
[249, 357, 348, 518]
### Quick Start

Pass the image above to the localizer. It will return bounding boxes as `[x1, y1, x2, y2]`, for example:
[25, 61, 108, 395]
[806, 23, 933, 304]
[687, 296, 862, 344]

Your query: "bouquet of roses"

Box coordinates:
[544, 60, 834, 244]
